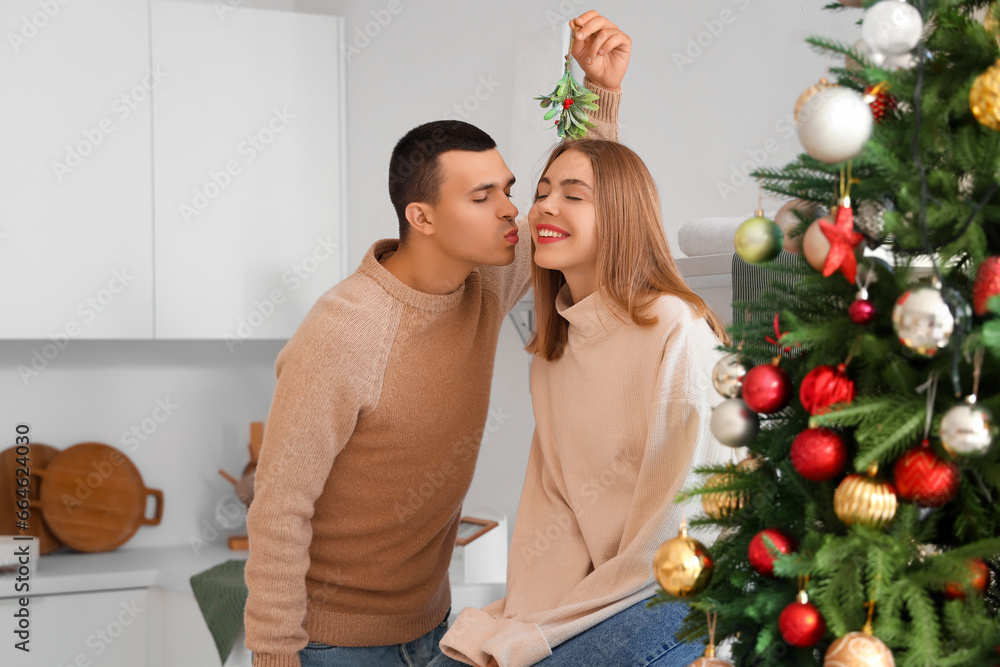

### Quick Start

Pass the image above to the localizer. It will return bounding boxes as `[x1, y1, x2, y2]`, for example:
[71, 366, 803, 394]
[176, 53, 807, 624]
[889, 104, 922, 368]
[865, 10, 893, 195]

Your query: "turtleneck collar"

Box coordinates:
[555, 283, 627, 339]
[360, 239, 469, 313]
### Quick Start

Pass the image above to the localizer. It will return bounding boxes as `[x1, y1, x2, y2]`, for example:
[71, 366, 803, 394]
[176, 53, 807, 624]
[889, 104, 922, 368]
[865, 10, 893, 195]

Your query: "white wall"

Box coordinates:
[2, 0, 864, 552]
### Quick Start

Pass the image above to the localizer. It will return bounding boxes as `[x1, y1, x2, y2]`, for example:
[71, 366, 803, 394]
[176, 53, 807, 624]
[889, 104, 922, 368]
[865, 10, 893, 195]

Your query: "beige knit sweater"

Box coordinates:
[244, 81, 620, 667]
[439, 285, 733, 667]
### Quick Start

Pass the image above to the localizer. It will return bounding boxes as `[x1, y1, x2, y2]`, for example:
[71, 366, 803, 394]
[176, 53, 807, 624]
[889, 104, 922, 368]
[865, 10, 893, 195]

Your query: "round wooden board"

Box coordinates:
[34, 442, 163, 553]
[0, 443, 64, 554]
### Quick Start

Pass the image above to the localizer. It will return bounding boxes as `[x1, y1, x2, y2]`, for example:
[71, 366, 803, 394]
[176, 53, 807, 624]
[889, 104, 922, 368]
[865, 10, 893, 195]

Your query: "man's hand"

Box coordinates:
[570, 11, 631, 92]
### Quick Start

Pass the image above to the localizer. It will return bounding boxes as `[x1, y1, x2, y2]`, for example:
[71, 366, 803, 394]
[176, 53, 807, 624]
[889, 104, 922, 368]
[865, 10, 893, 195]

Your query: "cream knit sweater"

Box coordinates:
[244, 82, 621, 667]
[440, 285, 733, 667]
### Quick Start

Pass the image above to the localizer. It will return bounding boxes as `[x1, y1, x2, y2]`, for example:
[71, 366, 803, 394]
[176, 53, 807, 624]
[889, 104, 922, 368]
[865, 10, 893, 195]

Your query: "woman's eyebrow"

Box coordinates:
[536, 176, 592, 189]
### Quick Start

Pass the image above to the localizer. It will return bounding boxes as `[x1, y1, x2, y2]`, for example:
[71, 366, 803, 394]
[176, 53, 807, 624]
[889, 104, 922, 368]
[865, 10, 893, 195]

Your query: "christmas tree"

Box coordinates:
[650, 2, 1000, 666]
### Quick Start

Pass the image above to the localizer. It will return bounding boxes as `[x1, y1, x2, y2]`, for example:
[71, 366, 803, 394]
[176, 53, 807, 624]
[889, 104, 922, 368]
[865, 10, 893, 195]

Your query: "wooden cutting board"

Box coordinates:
[30, 442, 163, 553]
[0, 443, 63, 554]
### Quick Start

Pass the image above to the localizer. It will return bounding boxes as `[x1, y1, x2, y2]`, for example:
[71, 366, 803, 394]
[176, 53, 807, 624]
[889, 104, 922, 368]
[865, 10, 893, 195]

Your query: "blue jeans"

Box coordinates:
[289, 608, 451, 667]
[427, 598, 703, 667]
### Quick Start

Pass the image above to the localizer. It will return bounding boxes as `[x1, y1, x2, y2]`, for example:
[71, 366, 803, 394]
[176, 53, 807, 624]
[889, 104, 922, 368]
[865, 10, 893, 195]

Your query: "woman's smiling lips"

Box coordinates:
[535, 223, 571, 244]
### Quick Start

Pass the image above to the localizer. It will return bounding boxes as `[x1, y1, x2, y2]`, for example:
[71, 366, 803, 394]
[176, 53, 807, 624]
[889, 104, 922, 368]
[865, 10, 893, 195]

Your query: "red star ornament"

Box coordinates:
[818, 202, 864, 283]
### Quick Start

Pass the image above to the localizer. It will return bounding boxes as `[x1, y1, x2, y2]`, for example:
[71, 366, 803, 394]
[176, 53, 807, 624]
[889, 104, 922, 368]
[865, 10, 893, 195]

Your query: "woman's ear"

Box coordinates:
[404, 202, 435, 238]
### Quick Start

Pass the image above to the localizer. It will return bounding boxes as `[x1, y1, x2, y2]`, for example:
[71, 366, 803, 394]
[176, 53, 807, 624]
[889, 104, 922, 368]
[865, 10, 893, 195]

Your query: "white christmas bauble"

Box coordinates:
[710, 398, 759, 448]
[940, 400, 995, 457]
[883, 49, 918, 71]
[846, 39, 886, 71]
[797, 87, 874, 163]
[862, 0, 924, 56]
[802, 214, 834, 271]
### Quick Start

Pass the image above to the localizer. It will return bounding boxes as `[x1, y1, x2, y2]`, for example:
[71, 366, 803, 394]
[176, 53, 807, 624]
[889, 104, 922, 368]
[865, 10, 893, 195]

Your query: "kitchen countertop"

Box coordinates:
[0, 542, 249, 599]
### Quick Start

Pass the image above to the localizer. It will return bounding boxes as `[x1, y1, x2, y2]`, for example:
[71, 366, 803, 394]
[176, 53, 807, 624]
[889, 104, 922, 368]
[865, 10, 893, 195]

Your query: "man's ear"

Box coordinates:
[404, 202, 436, 238]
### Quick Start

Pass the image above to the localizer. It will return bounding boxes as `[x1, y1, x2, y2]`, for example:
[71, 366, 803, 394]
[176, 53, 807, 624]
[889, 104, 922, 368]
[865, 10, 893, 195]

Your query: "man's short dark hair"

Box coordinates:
[388, 120, 497, 242]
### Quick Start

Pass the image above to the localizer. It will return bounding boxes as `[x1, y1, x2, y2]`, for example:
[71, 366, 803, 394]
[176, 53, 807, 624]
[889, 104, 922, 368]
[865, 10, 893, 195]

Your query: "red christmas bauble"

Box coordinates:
[848, 298, 877, 325]
[799, 363, 855, 415]
[742, 364, 793, 414]
[748, 528, 797, 577]
[778, 599, 826, 647]
[944, 558, 989, 600]
[865, 84, 897, 122]
[894, 442, 960, 507]
[791, 428, 848, 482]
[973, 257, 1000, 316]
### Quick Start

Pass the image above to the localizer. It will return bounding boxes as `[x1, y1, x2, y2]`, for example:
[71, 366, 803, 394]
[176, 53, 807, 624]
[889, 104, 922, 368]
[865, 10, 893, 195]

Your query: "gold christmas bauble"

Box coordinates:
[653, 525, 714, 598]
[970, 59, 1000, 131]
[824, 630, 895, 666]
[834, 464, 898, 529]
[702, 467, 742, 519]
[702, 456, 763, 519]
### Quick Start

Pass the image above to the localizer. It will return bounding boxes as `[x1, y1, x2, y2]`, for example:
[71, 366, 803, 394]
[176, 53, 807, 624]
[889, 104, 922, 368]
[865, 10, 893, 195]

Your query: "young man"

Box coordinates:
[244, 12, 631, 667]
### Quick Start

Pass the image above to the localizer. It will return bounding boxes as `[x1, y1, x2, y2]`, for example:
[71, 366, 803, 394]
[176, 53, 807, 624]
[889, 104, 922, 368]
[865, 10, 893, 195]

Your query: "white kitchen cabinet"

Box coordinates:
[150, 0, 347, 341]
[0, 587, 149, 666]
[147, 586, 252, 667]
[0, 0, 154, 339]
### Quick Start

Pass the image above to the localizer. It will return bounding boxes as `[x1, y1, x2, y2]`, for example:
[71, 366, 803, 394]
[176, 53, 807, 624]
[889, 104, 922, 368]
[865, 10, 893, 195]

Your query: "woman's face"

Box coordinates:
[528, 149, 598, 277]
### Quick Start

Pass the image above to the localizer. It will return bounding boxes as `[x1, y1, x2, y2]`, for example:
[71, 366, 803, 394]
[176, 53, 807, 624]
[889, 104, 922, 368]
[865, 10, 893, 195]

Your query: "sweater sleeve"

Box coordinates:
[440, 317, 732, 667]
[243, 301, 382, 667]
[439, 429, 593, 666]
[478, 80, 622, 313]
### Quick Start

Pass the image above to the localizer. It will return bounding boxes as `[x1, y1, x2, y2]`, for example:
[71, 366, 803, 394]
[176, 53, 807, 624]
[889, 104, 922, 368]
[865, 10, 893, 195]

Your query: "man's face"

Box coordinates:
[424, 148, 520, 267]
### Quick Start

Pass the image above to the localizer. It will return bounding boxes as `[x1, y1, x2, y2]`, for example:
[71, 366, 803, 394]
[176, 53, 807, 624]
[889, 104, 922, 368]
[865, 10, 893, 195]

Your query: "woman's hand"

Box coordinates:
[569, 11, 631, 92]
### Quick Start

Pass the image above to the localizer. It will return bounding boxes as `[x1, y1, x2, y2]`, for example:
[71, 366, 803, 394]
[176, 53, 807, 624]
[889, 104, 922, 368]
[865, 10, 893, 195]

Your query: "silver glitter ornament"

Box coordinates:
[712, 353, 747, 398]
[892, 284, 954, 357]
[710, 398, 760, 448]
[856, 198, 890, 249]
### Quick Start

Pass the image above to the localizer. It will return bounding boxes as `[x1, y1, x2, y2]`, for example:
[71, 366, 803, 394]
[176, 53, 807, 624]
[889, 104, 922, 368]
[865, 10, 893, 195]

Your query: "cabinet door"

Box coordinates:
[0, 0, 154, 339]
[0, 588, 149, 666]
[151, 0, 347, 340]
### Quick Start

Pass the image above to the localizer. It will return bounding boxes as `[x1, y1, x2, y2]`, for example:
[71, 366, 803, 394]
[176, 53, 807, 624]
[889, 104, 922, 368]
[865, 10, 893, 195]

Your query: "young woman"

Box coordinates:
[428, 140, 733, 667]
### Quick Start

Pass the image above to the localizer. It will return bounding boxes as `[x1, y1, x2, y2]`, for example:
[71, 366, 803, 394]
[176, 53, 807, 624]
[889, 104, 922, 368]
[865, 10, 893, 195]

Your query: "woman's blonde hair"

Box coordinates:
[526, 139, 730, 362]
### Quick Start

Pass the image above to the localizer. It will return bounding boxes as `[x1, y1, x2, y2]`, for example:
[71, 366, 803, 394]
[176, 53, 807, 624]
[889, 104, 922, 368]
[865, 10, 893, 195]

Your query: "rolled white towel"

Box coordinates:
[677, 214, 778, 257]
